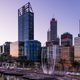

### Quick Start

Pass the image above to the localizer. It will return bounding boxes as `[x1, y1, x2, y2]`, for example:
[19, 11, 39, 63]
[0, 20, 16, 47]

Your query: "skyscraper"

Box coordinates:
[18, 2, 41, 65]
[50, 18, 57, 41]
[18, 2, 34, 42]
[47, 18, 59, 45]
[60, 32, 74, 70]
[46, 18, 60, 64]
[18, 2, 34, 57]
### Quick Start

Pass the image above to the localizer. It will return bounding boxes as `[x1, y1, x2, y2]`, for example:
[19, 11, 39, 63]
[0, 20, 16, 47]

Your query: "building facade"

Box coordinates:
[50, 18, 57, 41]
[46, 18, 60, 67]
[18, 2, 34, 41]
[60, 47, 74, 63]
[60, 46, 74, 70]
[47, 30, 51, 42]
[24, 40, 41, 62]
[46, 42, 60, 63]
[10, 41, 18, 57]
[3, 42, 11, 56]
[47, 18, 59, 43]
[74, 37, 80, 61]
[18, 2, 34, 57]
[60, 32, 74, 70]
[0, 42, 11, 56]
[61, 32, 73, 47]
[47, 18, 59, 46]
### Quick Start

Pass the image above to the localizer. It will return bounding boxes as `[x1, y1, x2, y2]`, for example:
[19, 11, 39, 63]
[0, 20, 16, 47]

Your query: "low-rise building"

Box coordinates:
[10, 41, 18, 57]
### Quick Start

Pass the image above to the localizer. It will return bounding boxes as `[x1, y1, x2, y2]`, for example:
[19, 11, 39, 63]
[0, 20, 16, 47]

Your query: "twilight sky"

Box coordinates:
[0, 0, 80, 45]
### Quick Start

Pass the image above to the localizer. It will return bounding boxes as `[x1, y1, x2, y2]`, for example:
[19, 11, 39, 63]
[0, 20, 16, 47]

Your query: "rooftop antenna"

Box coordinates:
[78, 20, 80, 37]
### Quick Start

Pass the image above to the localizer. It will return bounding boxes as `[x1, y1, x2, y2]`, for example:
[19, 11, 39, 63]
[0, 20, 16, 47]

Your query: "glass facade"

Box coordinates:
[18, 11, 34, 41]
[25, 40, 41, 62]
[18, 3, 34, 57]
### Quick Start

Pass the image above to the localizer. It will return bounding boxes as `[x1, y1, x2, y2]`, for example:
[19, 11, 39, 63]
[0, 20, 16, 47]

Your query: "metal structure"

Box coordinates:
[18, 2, 33, 16]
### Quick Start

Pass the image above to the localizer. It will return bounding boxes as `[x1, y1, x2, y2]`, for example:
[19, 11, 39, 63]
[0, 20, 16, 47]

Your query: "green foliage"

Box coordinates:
[0, 55, 8, 62]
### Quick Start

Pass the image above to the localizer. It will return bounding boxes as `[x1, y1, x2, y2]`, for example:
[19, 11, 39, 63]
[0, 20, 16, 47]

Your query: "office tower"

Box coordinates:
[47, 18, 59, 45]
[61, 32, 73, 47]
[18, 2, 41, 66]
[50, 18, 57, 41]
[74, 20, 80, 61]
[46, 18, 60, 66]
[47, 18, 57, 41]
[18, 2, 34, 57]
[60, 32, 74, 70]
[18, 2, 34, 41]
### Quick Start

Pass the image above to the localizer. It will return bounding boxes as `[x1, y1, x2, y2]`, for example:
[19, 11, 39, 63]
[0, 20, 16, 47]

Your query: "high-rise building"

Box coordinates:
[18, 2, 34, 41]
[61, 32, 73, 47]
[18, 2, 34, 57]
[18, 2, 41, 64]
[74, 20, 80, 61]
[46, 18, 60, 65]
[50, 18, 57, 41]
[60, 32, 74, 70]
[47, 18, 59, 45]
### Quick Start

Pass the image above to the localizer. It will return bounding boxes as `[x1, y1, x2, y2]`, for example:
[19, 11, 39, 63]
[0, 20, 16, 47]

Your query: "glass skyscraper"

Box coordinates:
[18, 2, 34, 57]
[18, 2, 34, 41]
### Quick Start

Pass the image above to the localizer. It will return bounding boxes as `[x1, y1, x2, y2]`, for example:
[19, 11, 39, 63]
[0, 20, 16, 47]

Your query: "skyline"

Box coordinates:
[0, 0, 80, 45]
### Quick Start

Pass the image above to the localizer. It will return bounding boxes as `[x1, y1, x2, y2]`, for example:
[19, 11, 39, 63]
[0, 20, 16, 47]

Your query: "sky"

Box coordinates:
[0, 0, 80, 45]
